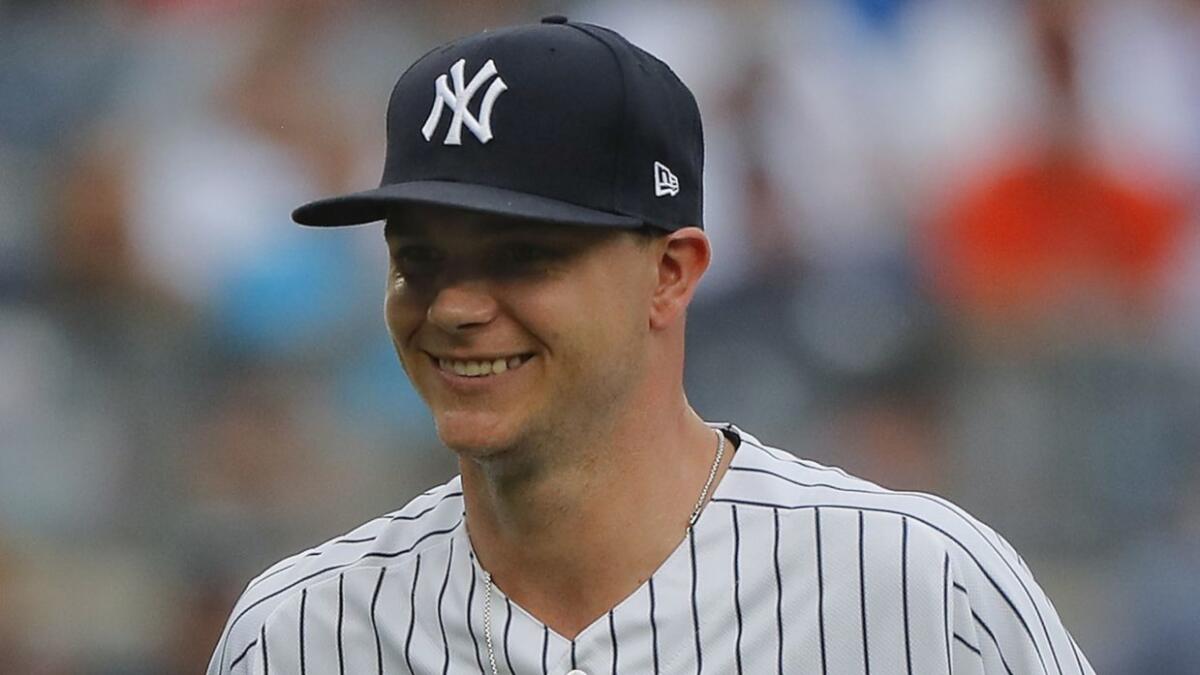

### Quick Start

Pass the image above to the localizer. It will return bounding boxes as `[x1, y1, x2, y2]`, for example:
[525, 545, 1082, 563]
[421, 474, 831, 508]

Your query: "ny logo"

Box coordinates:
[421, 59, 508, 146]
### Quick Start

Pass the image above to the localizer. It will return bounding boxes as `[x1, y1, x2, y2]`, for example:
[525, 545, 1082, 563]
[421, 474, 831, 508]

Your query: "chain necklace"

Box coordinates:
[481, 429, 726, 675]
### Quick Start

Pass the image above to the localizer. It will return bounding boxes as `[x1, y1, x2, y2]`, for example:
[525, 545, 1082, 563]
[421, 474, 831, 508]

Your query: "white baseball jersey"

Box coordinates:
[208, 423, 1094, 674]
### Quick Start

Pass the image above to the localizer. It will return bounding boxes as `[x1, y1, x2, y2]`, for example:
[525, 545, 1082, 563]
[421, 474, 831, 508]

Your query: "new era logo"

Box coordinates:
[654, 161, 679, 197]
[422, 58, 508, 145]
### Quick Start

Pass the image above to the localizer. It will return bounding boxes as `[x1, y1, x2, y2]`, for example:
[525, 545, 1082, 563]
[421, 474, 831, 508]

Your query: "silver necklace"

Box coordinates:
[481, 429, 726, 674]
[688, 428, 727, 528]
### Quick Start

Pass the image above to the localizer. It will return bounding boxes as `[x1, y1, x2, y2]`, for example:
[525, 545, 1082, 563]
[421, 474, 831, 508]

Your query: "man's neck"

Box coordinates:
[458, 407, 729, 638]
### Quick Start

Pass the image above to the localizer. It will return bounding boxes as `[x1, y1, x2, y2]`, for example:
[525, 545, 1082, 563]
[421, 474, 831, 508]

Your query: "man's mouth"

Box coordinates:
[434, 354, 534, 378]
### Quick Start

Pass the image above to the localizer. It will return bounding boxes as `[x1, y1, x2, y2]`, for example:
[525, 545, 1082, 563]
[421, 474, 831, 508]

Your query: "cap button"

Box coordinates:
[541, 15, 569, 24]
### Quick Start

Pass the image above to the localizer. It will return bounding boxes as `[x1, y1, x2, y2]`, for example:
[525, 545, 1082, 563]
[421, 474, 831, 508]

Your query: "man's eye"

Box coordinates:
[394, 246, 443, 276]
[503, 244, 554, 265]
[487, 243, 559, 277]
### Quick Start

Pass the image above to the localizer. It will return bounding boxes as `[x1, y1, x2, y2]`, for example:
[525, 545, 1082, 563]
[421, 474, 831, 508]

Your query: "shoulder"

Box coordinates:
[716, 426, 1036, 617]
[717, 425, 1016, 564]
[714, 425, 1092, 673]
[206, 477, 465, 675]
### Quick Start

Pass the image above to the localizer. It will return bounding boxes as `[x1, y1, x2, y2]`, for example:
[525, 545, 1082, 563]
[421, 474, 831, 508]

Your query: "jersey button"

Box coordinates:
[565, 670, 587, 675]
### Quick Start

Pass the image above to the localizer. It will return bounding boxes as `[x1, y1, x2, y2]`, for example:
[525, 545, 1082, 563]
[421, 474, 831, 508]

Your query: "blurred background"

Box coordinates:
[0, 0, 1197, 671]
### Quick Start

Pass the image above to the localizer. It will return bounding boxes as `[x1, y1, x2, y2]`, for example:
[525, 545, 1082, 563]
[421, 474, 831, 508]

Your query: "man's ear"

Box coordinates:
[649, 227, 711, 330]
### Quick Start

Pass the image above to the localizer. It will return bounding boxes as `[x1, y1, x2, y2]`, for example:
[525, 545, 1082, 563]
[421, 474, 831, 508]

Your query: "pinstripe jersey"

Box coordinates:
[208, 423, 1094, 674]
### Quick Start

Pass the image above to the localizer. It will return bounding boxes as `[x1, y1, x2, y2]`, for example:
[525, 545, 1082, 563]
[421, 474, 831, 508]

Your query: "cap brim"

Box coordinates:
[292, 181, 643, 229]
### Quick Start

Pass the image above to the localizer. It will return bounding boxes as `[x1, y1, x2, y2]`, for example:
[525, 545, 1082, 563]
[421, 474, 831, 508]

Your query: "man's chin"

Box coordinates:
[433, 413, 518, 455]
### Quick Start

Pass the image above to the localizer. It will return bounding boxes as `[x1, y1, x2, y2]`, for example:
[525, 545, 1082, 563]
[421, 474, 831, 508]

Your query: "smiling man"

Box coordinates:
[209, 16, 1093, 675]
[383, 214, 677, 463]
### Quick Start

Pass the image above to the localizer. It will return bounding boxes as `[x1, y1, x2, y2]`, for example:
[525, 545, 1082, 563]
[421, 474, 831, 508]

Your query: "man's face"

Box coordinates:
[384, 207, 658, 457]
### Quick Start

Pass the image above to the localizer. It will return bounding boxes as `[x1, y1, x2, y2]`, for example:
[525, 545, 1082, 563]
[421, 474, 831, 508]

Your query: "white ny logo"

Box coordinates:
[421, 59, 508, 146]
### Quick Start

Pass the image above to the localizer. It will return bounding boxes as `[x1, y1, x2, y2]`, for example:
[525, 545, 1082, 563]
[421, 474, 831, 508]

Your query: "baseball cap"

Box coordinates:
[292, 15, 703, 231]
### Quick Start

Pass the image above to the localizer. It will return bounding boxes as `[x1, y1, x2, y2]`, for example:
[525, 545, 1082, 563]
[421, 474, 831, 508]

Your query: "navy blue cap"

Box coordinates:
[292, 16, 704, 231]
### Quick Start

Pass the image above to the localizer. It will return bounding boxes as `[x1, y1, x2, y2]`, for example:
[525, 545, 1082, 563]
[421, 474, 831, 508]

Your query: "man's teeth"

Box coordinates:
[438, 356, 526, 377]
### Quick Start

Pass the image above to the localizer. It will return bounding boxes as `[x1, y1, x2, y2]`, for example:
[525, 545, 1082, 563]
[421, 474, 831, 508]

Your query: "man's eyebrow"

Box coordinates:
[383, 222, 437, 242]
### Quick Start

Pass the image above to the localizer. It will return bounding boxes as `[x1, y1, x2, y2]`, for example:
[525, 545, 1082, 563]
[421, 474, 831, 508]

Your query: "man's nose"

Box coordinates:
[426, 279, 499, 332]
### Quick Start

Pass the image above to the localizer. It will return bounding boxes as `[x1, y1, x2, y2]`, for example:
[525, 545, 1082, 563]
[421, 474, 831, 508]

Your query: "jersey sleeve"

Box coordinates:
[206, 558, 295, 675]
[206, 590, 260, 675]
[937, 525, 1096, 675]
[206, 620, 251, 675]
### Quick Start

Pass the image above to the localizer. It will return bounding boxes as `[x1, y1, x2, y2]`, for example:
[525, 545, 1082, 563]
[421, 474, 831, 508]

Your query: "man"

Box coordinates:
[209, 16, 1094, 674]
